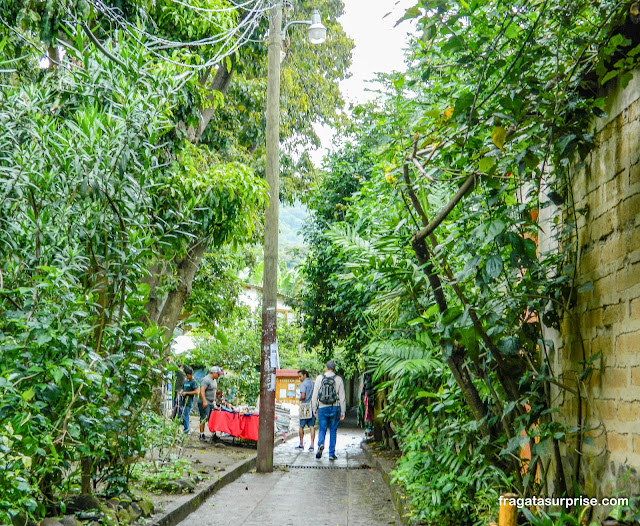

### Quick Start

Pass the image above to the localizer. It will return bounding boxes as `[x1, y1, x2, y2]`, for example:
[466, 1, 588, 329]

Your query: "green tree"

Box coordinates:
[297, 132, 378, 373]
[0, 21, 266, 522]
[187, 308, 319, 405]
[137, 0, 354, 340]
[1, 0, 353, 348]
[0, 35, 177, 516]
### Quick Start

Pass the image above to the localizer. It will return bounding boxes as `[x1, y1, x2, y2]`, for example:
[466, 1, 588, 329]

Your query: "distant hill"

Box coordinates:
[279, 203, 308, 268]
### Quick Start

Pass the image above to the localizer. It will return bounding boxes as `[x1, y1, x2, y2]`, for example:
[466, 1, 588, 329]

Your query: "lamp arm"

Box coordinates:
[282, 19, 311, 40]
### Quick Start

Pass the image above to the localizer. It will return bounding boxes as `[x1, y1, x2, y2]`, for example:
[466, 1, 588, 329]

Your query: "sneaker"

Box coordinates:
[295, 444, 304, 450]
[199, 434, 207, 442]
[329, 455, 337, 461]
[316, 445, 324, 459]
[308, 446, 314, 451]
[184, 428, 191, 434]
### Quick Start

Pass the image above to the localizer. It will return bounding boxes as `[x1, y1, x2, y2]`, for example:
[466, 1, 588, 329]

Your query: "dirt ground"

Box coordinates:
[370, 442, 402, 466]
[135, 414, 258, 521]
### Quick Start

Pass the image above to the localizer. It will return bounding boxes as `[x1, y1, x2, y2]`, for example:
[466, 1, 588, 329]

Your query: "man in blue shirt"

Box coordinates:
[296, 369, 316, 451]
[178, 366, 199, 434]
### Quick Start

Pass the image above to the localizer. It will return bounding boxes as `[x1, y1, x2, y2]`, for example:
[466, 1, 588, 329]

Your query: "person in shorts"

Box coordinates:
[296, 369, 316, 451]
[198, 366, 223, 442]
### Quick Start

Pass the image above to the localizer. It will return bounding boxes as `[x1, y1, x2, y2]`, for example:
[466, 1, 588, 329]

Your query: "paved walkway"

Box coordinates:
[177, 424, 402, 526]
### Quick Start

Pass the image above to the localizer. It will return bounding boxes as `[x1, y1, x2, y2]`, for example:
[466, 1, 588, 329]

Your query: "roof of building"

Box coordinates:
[242, 283, 293, 302]
[275, 369, 300, 377]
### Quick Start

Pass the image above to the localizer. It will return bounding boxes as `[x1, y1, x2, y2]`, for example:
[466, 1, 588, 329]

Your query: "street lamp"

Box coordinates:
[257, 3, 327, 474]
[282, 9, 327, 44]
[307, 10, 327, 44]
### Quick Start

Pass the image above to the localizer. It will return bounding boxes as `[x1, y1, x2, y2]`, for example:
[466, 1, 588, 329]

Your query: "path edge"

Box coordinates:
[361, 442, 411, 526]
[148, 431, 297, 526]
[148, 454, 257, 526]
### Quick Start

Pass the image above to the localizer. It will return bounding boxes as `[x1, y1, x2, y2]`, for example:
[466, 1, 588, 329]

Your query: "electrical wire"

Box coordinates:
[93, 0, 266, 47]
[2, 0, 272, 90]
[90, 0, 269, 71]
[166, 0, 260, 15]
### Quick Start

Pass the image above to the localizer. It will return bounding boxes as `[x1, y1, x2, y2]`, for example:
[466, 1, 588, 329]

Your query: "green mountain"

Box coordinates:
[279, 203, 308, 268]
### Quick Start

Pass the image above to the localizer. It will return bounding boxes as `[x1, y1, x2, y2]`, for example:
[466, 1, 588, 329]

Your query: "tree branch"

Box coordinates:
[80, 22, 128, 70]
[410, 234, 491, 437]
[403, 164, 524, 413]
[414, 172, 479, 242]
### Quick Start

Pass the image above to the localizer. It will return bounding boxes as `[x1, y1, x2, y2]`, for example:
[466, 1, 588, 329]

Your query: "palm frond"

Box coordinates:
[366, 338, 439, 381]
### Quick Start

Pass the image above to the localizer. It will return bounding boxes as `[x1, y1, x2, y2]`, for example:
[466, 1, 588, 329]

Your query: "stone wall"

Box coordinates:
[539, 67, 640, 505]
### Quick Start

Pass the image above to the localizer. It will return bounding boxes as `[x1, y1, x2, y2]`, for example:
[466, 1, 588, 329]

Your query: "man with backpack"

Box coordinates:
[311, 360, 346, 460]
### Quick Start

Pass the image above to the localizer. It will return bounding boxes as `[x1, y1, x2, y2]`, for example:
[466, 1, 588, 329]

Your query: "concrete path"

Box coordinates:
[176, 425, 402, 526]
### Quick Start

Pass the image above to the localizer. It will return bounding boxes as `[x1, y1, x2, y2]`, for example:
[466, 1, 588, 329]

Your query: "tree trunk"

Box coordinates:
[184, 60, 236, 143]
[48, 45, 59, 69]
[80, 458, 92, 494]
[156, 239, 208, 341]
[403, 164, 523, 428]
[411, 235, 491, 438]
[193, 61, 236, 142]
[143, 262, 166, 323]
[144, 61, 236, 336]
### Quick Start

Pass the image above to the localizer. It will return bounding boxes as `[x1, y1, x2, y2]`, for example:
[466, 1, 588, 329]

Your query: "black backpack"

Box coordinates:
[318, 374, 337, 405]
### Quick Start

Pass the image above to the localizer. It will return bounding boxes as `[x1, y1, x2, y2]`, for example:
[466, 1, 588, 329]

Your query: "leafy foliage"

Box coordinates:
[0, 35, 180, 516]
[296, 138, 378, 373]
[367, 336, 509, 525]
[298, 0, 640, 522]
[0, 20, 265, 523]
[202, 0, 353, 199]
[187, 307, 320, 406]
[130, 458, 194, 493]
[185, 248, 248, 329]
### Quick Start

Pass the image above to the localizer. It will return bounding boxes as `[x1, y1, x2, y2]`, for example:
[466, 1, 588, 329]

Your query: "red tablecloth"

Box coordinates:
[208, 410, 259, 441]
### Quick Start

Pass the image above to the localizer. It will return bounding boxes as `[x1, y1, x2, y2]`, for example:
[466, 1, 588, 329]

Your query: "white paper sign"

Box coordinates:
[269, 342, 280, 368]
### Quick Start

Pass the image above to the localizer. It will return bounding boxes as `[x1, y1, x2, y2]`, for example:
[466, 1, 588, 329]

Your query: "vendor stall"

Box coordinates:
[208, 408, 259, 441]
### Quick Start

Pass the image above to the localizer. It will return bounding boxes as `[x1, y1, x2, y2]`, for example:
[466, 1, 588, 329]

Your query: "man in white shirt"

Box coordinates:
[312, 360, 346, 460]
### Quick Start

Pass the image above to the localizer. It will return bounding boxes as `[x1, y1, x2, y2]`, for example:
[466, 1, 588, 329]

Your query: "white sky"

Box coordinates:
[310, 0, 415, 163]
[339, 0, 414, 104]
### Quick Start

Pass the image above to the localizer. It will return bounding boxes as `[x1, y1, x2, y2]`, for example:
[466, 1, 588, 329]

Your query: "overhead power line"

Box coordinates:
[89, 0, 269, 70]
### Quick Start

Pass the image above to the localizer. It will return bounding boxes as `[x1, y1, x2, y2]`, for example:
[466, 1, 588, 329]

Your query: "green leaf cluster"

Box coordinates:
[0, 22, 266, 521]
[186, 307, 320, 406]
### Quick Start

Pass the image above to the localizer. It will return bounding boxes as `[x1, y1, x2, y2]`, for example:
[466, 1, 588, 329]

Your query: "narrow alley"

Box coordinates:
[177, 423, 402, 526]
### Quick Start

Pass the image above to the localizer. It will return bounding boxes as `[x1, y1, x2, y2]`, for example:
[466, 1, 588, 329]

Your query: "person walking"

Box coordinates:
[296, 369, 316, 451]
[312, 360, 345, 460]
[198, 366, 223, 442]
[178, 366, 199, 434]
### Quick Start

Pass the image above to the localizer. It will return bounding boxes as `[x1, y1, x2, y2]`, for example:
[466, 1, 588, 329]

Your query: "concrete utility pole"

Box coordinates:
[257, 1, 282, 473]
[256, 2, 326, 473]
